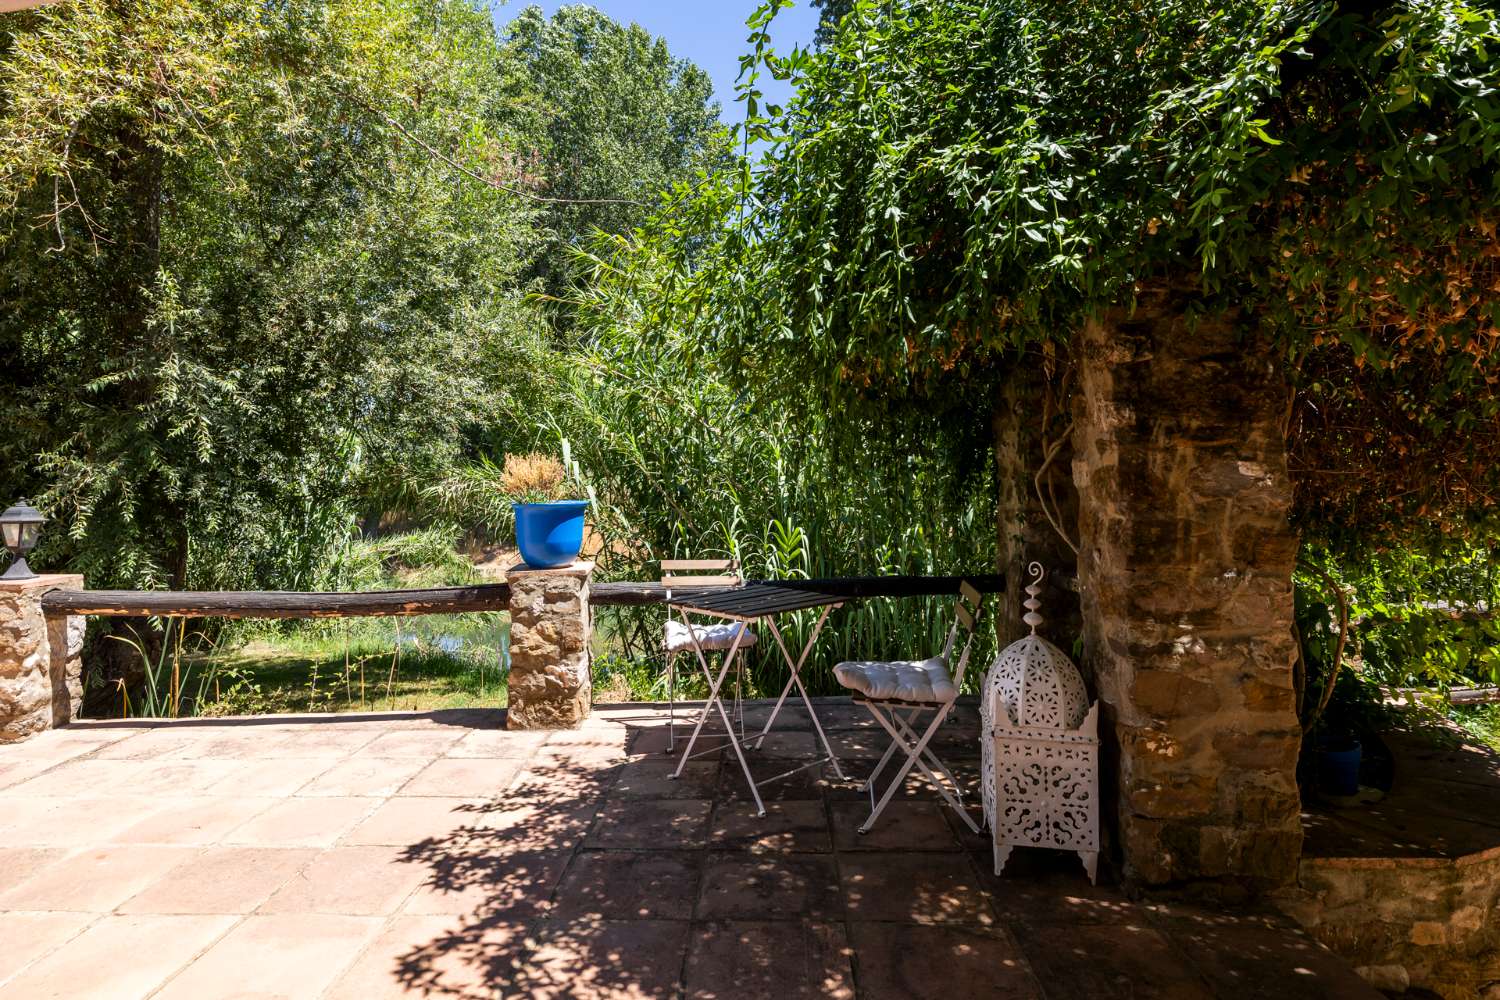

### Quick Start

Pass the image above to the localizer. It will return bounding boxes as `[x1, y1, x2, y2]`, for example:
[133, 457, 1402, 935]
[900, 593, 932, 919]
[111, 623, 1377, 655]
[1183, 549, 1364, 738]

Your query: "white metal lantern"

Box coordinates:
[981, 562, 1100, 883]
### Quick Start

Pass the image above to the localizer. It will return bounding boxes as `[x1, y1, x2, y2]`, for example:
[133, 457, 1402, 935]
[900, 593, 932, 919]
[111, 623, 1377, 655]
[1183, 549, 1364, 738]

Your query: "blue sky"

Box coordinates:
[489, 1, 822, 120]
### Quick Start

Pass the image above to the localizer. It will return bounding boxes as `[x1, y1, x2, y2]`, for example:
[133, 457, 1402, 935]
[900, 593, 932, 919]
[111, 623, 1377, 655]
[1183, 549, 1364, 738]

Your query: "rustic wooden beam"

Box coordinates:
[39, 585, 513, 619]
[585, 575, 1005, 607]
[39, 573, 1006, 619]
[752, 574, 1007, 598]
[589, 582, 678, 606]
[1449, 686, 1500, 706]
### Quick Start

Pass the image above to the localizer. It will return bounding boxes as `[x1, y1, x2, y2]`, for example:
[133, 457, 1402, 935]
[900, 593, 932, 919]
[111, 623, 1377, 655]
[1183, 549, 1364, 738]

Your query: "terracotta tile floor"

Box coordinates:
[0, 700, 1380, 999]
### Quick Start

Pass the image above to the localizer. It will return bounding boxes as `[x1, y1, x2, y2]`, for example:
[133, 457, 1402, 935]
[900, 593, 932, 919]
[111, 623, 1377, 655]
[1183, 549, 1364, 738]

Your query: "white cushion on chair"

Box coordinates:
[664, 620, 757, 653]
[833, 657, 958, 704]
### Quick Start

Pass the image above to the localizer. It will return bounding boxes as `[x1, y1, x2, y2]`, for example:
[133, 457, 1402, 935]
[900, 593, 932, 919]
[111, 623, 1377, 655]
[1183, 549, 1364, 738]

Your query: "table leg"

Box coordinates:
[753, 604, 833, 745]
[671, 612, 742, 775]
[671, 617, 767, 816]
[764, 609, 846, 781]
[754, 671, 798, 752]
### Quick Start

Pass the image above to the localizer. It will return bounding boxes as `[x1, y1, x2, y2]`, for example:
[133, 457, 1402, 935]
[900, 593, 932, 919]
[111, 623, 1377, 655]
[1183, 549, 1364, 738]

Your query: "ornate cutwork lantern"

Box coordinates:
[981, 562, 1100, 883]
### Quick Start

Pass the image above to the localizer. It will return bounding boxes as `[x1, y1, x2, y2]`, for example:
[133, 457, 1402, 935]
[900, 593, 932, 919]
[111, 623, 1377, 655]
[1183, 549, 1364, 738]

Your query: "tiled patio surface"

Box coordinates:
[1303, 725, 1500, 861]
[0, 699, 1379, 999]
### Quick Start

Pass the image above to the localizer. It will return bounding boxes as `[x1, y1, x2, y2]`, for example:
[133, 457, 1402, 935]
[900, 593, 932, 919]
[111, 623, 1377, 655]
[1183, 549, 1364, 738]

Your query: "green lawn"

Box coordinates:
[181, 614, 510, 716]
[172, 611, 679, 717]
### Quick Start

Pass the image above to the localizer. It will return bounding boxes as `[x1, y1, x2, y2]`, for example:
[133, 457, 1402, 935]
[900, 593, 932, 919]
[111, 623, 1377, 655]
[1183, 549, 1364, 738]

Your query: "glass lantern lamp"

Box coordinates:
[1, 499, 46, 581]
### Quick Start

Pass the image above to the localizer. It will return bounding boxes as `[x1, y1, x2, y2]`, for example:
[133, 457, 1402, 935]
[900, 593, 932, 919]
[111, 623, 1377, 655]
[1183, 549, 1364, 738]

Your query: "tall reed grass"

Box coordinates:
[499, 313, 1001, 698]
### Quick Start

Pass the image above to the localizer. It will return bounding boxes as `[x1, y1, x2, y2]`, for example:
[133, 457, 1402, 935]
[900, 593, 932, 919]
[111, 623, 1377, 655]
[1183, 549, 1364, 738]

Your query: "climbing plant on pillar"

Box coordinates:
[600, 0, 1500, 534]
[581, 0, 1500, 889]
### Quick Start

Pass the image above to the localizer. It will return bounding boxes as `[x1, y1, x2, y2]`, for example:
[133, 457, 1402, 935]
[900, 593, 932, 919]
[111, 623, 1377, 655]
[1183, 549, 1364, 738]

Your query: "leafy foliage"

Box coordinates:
[612, 0, 1500, 548]
[811, 0, 856, 47]
[527, 253, 999, 693]
[0, 0, 732, 598]
[495, 4, 730, 301]
[1313, 545, 1500, 692]
[0, 0, 546, 591]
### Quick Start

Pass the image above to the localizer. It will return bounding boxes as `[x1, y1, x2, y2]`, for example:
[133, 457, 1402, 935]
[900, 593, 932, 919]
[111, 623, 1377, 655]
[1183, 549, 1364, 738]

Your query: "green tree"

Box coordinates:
[0, 0, 539, 590]
[495, 4, 730, 300]
[811, 0, 855, 46]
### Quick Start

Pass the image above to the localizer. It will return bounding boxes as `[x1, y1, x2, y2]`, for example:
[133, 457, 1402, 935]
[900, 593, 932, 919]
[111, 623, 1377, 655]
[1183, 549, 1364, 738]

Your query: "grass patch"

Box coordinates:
[1451, 704, 1500, 751]
[179, 613, 509, 716]
[125, 612, 695, 718]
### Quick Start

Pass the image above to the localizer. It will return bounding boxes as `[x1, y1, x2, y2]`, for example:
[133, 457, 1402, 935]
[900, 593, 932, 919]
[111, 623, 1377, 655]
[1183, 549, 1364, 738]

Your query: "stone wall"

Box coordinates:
[0, 574, 85, 742]
[1070, 298, 1303, 891]
[992, 366, 1081, 649]
[1277, 851, 1500, 998]
[505, 561, 592, 729]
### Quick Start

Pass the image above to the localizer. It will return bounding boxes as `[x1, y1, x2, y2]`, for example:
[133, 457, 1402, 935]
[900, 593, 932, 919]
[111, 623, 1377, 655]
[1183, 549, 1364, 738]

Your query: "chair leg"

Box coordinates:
[860, 705, 946, 834]
[862, 701, 978, 834]
[892, 710, 968, 805]
[882, 705, 978, 832]
[863, 705, 923, 792]
[666, 651, 676, 754]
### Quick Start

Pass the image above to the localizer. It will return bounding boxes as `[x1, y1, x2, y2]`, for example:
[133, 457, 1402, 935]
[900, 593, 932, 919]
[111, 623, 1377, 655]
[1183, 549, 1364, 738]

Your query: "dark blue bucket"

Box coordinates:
[514, 500, 588, 569]
[1318, 741, 1362, 796]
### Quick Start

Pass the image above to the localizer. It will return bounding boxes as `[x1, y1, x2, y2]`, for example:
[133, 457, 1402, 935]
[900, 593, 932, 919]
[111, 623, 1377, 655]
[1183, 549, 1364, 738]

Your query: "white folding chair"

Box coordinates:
[662, 558, 757, 754]
[832, 581, 984, 834]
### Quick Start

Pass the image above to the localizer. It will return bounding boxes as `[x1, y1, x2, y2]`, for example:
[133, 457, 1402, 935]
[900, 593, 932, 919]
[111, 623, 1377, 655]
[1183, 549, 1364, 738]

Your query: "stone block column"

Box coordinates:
[1, 574, 85, 743]
[505, 561, 592, 729]
[993, 364, 1081, 647]
[1071, 298, 1303, 891]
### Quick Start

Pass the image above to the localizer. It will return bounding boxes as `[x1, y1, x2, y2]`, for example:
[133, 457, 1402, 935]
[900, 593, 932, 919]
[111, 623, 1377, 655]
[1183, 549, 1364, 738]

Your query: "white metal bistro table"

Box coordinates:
[667, 582, 850, 816]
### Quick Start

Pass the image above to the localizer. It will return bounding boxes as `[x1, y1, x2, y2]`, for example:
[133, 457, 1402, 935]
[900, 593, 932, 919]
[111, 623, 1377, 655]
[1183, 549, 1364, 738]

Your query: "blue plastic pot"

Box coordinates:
[514, 500, 588, 569]
[1318, 741, 1362, 796]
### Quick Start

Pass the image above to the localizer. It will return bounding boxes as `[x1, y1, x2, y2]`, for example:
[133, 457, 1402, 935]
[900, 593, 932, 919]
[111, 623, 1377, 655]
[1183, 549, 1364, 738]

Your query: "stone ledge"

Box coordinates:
[505, 560, 594, 580]
[1456, 842, 1500, 867]
[1303, 855, 1452, 871]
[0, 573, 83, 594]
[1284, 728, 1500, 999]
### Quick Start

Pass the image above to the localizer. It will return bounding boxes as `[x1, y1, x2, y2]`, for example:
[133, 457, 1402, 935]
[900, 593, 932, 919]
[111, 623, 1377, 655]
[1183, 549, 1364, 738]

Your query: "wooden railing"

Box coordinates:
[38, 584, 513, 620]
[38, 573, 1005, 619]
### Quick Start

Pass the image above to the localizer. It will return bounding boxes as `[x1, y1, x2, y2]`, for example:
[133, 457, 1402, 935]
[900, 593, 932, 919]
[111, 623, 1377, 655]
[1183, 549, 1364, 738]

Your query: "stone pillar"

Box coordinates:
[505, 561, 592, 729]
[993, 365, 1081, 649]
[1, 574, 86, 742]
[1071, 298, 1302, 892]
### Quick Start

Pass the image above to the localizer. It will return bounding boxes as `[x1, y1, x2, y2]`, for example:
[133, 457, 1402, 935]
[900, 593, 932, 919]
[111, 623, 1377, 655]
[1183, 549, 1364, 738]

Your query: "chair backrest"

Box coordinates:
[661, 558, 742, 596]
[940, 580, 985, 687]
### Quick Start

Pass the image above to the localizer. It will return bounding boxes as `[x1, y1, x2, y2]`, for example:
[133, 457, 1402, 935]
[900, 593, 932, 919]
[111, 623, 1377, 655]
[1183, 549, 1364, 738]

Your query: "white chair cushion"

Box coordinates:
[664, 619, 758, 653]
[833, 657, 958, 704]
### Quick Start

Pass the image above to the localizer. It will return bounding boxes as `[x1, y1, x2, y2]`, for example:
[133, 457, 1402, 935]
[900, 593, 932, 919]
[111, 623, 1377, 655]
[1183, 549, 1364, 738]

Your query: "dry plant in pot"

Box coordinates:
[504, 452, 590, 568]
